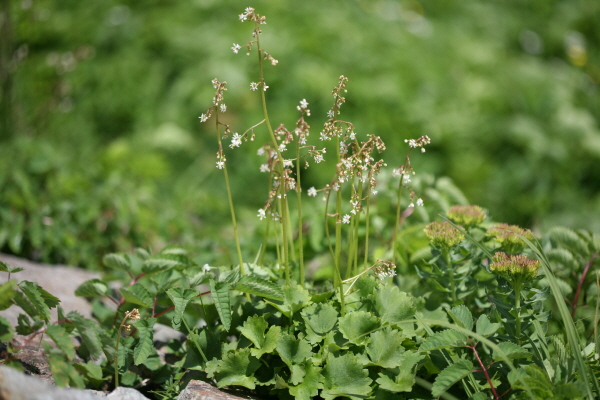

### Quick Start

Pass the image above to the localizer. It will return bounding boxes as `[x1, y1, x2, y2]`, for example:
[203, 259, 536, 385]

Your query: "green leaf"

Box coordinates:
[288, 360, 323, 400]
[133, 317, 156, 365]
[0, 261, 24, 274]
[142, 252, 189, 274]
[431, 359, 474, 397]
[366, 326, 406, 368]
[17, 281, 52, 322]
[46, 351, 86, 388]
[45, 324, 76, 360]
[68, 311, 103, 359]
[321, 353, 372, 400]
[338, 311, 380, 346]
[277, 333, 314, 368]
[0, 316, 14, 342]
[239, 315, 281, 358]
[210, 279, 231, 331]
[0, 280, 17, 310]
[210, 348, 260, 390]
[120, 283, 153, 308]
[166, 287, 198, 330]
[301, 302, 339, 344]
[493, 341, 532, 361]
[508, 365, 553, 397]
[103, 253, 131, 271]
[75, 279, 109, 298]
[234, 275, 284, 301]
[376, 351, 424, 392]
[419, 329, 468, 352]
[475, 314, 501, 337]
[447, 305, 473, 331]
[375, 285, 415, 324]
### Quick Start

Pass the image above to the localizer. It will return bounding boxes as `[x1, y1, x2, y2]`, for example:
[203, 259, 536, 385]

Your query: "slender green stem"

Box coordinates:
[296, 143, 305, 285]
[444, 249, 457, 304]
[392, 174, 406, 266]
[515, 284, 522, 346]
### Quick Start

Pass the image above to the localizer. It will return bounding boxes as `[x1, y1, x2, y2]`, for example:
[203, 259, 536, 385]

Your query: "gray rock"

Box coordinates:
[106, 387, 152, 400]
[177, 380, 263, 400]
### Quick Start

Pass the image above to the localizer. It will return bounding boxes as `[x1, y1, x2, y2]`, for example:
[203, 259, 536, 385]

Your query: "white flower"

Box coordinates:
[327, 110, 335, 118]
[231, 43, 241, 54]
[342, 214, 351, 224]
[250, 82, 259, 91]
[239, 13, 248, 22]
[307, 187, 317, 197]
[230, 133, 242, 148]
[270, 59, 278, 66]
[278, 143, 287, 152]
[283, 159, 293, 167]
[199, 113, 208, 122]
[408, 202, 415, 208]
[416, 198, 424, 207]
[203, 264, 211, 272]
[257, 208, 266, 220]
[220, 103, 227, 113]
[259, 164, 270, 173]
[421, 148, 426, 153]
[216, 161, 225, 169]
[319, 131, 330, 141]
[314, 154, 324, 163]
[257, 147, 265, 156]
[263, 84, 269, 91]
[371, 188, 378, 195]
[299, 99, 309, 109]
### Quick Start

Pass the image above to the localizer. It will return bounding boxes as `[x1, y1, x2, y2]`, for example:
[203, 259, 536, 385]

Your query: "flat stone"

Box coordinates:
[177, 380, 263, 400]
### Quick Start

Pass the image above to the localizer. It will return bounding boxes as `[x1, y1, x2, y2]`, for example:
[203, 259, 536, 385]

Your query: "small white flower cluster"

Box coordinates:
[342, 214, 351, 224]
[408, 198, 424, 208]
[230, 133, 242, 148]
[231, 43, 241, 54]
[307, 187, 317, 197]
[250, 81, 269, 91]
[203, 264, 211, 272]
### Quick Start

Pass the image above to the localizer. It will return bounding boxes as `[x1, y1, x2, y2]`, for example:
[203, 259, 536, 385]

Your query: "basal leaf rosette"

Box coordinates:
[424, 221, 465, 250]
[445, 205, 487, 228]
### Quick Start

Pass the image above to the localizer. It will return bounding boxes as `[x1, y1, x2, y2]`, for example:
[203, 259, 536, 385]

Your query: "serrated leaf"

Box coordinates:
[508, 365, 553, 396]
[166, 287, 198, 330]
[0, 280, 17, 310]
[288, 360, 323, 400]
[46, 351, 86, 388]
[17, 281, 51, 322]
[447, 305, 473, 331]
[142, 257, 187, 274]
[493, 341, 532, 361]
[73, 360, 104, 382]
[234, 275, 284, 301]
[120, 283, 153, 308]
[375, 285, 415, 324]
[210, 279, 231, 331]
[211, 348, 260, 389]
[376, 351, 424, 392]
[366, 326, 406, 368]
[321, 353, 372, 400]
[301, 303, 339, 344]
[75, 279, 108, 298]
[252, 325, 280, 358]
[277, 333, 314, 369]
[475, 314, 501, 337]
[0, 316, 14, 342]
[134, 248, 151, 260]
[338, 311, 380, 345]
[45, 324, 76, 360]
[67, 311, 103, 359]
[432, 359, 474, 397]
[419, 329, 468, 352]
[133, 317, 156, 365]
[0, 261, 24, 274]
[103, 253, 131, 271]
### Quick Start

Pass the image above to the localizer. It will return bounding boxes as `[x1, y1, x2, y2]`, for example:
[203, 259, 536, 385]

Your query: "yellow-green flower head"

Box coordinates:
[446, 205, 486, 227]
[487, 224, 533, 245]
[490, 251, 540, 281]
[424, 221, 465, 249]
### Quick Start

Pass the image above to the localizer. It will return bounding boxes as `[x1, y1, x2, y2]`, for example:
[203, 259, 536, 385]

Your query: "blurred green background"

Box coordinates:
[1, 0, 599, 269]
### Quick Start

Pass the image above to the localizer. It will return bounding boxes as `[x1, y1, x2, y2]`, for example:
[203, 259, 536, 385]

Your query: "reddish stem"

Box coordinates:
[571, 253, 598, 318]
[469, 341, 499, 400]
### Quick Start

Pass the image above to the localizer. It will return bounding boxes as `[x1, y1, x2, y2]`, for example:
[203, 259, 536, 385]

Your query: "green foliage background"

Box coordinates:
[1, 0, 599, 267]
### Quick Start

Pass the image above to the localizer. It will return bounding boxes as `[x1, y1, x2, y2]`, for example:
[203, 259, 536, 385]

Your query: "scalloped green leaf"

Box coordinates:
[375, 285, 415, 324]
[46, 324, 76, 360]
[432, 359, 474, 397]
[103, 253, 131, 271]
[120, 283, 153, 308]
[166, 287, 198, 330]
[239, 315, 281, 357]
[321, 353, 372, 400]
[493, 341, 532, 361]
[211, 348, 260, 390]
[376, 350, 424, 392]
[366, 326, 406, 368]
[133, 317, 156, 365]
[338, 311, 380, 346]
[210, 279, 231, 331]
[301, 302, 339, 344]
[75, 279, 108, 298]
[475, 314, 501, 337]
[447, 305, 473, 331]
[419, 329, 468, 352]
[234, 275, 283, 301]
[288, 360, 323, 400]
[277, 333, 314, 368]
